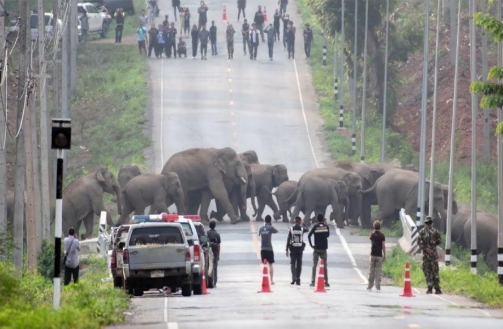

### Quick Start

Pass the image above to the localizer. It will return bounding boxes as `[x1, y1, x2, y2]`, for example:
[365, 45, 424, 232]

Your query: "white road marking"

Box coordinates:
[293, 59, 320, 169]
[335, 227, 368, 284]
[167, 322, 179, 329]
[160, 58, 165, 167]
[163, 296, 168, 322]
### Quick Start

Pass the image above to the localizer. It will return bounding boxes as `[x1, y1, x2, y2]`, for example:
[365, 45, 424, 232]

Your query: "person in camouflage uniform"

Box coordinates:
[418, 216, 442, 294]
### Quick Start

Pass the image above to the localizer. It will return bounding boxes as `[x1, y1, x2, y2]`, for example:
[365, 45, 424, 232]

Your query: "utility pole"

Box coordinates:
[417, 0, 430, 228]
[70, 0, 77, 93]
[445, 0, 462, 268]
[0, 0, 7, 260]
[338, 0, 345, 129]
[13, 0, 30, 275]
[497, 0, 503, 285]
[380, 0, 390, 162]
[352, 0, 358, 156]
[449, 0, 457, 65]
[51, 0, 60, 206]
[481, 0, 490, 161]
[62, 0, 71, 175]
[39, 0, 51, 240]
[360, 0, 369, 164]
[469, 0, 478, 275]
[429, 0, 442, 219]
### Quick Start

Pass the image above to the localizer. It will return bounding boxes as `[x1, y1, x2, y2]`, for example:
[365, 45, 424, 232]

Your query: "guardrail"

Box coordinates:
[398, 208, 420, 255]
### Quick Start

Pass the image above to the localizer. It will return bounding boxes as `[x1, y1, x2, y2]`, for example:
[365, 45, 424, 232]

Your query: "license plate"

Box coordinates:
[151, 270, 164, 278]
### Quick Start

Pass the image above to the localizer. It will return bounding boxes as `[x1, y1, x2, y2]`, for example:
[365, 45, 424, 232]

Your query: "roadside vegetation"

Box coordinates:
[0, 257, 130, 328]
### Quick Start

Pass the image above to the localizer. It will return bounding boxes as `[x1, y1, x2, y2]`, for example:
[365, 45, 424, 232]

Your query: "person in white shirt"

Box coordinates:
[64, 227, 80, 285]
[249, 23, 260, 60]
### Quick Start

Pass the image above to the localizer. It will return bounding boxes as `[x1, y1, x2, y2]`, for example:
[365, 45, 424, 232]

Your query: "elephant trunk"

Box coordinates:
[113, 182, 122, 216]
[175, 189, 187, 215]
[248, 178, 258, 216]
[240, 183, 248, 213]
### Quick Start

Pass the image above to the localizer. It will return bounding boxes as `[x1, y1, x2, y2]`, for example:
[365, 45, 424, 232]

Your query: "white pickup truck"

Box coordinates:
[122, 222, 196, 297]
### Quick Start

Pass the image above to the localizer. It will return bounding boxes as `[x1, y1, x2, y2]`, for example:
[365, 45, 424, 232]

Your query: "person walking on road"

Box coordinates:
[172, 0, 181, 21]
[254, 5, 265, 42]
[64, 227, 80, 285]
[286, 216, 309, 285]
[207, 220, 221, 288]
[303, 23, 314, 59]
[273, 9, 281, 41]
[156, 24, 166, 58]
[249, 23, 260, 60]
[137, 23, 148, 55]
[167, 22, 178, 58]
[259, 215, 278, 285]
[418, 216, 442, 295]
[286, 20, 296, 59]
[279, 0, 288, 15]
[308, 214, 330, 287]
[199, 25, 210, 60]
[281, 13, 290, 49]
[163, 15, 170, 29]
[242, 19, 250, 55]
[115, 8, 124, 43]
[183, 8, 191, 37]
[148, 0, 158, 20]
[209, 21, 218, 55]
[226, 23, 235, 59]
[198, 1, 209, 29]
[237, 0, 246, 21]
[265, 23, 275, 60]
[177, 37, 187, 57]
[191, 24, 199, 58]
[147, 23, 158, 58]
[367, 220, 386, 292]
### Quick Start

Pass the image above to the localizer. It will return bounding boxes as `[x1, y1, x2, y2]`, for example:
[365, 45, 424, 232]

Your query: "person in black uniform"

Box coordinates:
[286, 216, 309, 285]
[241, 19, 250, 55]
[308, 213, 330, 287]
[207, 220, 221, 287]
[209, 20, 218, 55]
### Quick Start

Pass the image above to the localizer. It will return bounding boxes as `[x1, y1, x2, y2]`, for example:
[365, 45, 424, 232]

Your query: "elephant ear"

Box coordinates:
[337, 181, 348, 198]
[215, 154, 228, 175]
[272, 165, 281, 186]
[96, 167, 107, 183]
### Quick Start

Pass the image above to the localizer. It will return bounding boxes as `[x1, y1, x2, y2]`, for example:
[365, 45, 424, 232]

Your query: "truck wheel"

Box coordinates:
[133, 287, 144, 297]
[113, 277, 123, 288]
[193, 284, 202, 295]
[181, 284, 192, 297]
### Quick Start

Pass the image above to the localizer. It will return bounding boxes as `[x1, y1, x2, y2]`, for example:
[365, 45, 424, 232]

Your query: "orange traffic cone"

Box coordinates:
[314, 258, 326, 293]
[400, 263, 415, 297]
[263, 6, 267, 22]
[201, 267, 210, 295]
[258, 260, 272, 293]
[222, 5, 227, 22]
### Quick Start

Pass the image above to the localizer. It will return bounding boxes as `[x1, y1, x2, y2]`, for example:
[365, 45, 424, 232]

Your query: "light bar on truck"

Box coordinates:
[131, 213, 201, 223]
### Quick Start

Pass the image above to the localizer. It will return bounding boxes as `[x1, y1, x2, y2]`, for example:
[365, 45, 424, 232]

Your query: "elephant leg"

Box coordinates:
[75, 219, 83, 238]
[347, 196, 359, 226]
[303, 207, 314, 226]
[210, 200, 226, 222]
[255, 188, 268, 222]
[281, 211, 288, 223]
[360, 195, 373, 229]
[199, 190, 213, 223]
[238, 199, 251, 222]
[208, 179, 240, 224]
[118, 194, 136, 224]
[187, 191, 201, 214]
[83, 212, 95, 240]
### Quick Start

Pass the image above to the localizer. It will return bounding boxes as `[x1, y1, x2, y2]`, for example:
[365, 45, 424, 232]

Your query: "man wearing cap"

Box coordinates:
[259, 215, 278, 284]
[303, 23, 314, 59]
[308, 213, 330, 287]
[286, 216, 309, 285]
[418, 216, 442, 294]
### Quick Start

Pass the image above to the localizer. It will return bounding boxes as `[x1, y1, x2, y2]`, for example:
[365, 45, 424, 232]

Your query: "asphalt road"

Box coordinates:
[113, 1, 503, 328]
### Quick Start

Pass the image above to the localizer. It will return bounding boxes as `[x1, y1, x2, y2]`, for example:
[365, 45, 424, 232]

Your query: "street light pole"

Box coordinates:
[497, 0, 503, 285]
[360, 0, 369, 164]
[380, 0, 390, 162]
[338, 0, 345, 129]
[416, 0, 430, 228]
[352, 0, 358, 156]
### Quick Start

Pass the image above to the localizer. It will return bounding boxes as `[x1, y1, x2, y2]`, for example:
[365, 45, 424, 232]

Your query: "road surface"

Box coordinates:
[113, 1, 503, 328]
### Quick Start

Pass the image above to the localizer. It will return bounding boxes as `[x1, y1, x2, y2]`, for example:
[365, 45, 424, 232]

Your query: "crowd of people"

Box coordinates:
[130, 1, 315, 61]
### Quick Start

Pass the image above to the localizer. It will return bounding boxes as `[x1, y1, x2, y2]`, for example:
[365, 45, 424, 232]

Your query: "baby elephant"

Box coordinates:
[118, 173, 186, 224]
[268, 180, 297, 222]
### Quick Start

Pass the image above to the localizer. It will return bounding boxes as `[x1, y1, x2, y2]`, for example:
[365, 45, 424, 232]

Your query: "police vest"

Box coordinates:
[289, 227, 304, 248]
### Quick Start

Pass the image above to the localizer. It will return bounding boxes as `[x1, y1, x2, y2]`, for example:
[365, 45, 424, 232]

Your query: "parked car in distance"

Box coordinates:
[78, 2, 109, 39]
[29, 13, 63, 41]
[122, 222, 195, 297]
[110, 224, 131, 288]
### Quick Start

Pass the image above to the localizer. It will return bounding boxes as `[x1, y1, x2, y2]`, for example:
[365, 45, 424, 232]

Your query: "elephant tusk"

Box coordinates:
[240, 177, 247, 184]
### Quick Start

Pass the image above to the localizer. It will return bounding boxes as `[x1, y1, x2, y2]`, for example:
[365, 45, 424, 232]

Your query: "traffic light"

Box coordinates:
[51, 119, 72, 150]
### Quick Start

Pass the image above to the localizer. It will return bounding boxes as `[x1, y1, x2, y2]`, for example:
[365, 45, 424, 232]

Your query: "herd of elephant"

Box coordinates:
[4, 147, 500, 270]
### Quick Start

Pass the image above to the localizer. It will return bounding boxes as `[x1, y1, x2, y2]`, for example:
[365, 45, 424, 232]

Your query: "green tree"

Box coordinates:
[471, 12, 503, 134]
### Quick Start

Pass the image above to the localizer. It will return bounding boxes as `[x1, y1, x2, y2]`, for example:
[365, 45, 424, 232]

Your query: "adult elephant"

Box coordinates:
[251, 163, 289, 221]
[268, 180, 297, 222]
[210, 161, 257, 222]
[239, 150, 260, 164]
[298, 167, 363, 224]
[118, 165, 142, 190]
[62, 167, 122, 240]
[332, 161, 395, 228]
[161, 147, 247, 224]
[452, 206, 497, 270]
[362, 169, 457, 229]
[291, 177, 348, 227]
[117, 173, 186, 224]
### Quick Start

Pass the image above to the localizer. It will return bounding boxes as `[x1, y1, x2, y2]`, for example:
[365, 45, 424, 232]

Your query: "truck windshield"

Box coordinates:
[129, 227, 184, 246]
[194, 224, 206, 238]
[179, 223, 194, 237]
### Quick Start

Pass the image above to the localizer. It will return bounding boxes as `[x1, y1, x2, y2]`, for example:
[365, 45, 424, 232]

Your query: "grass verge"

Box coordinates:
[0, 257, 130, 328]
[383, 246, 503, 308]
